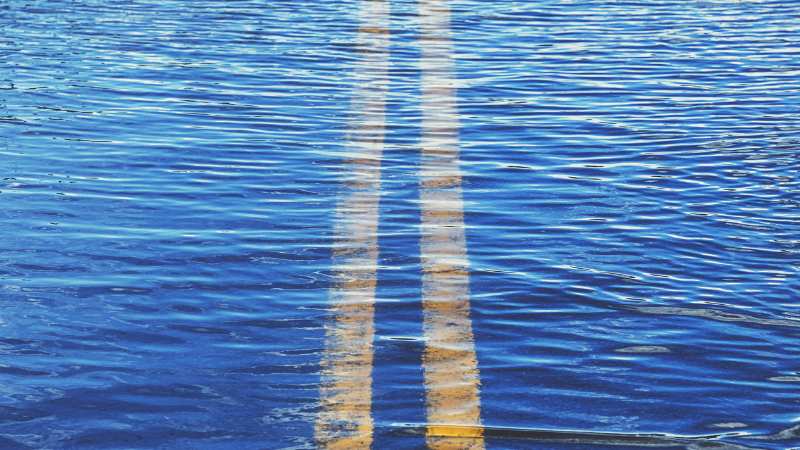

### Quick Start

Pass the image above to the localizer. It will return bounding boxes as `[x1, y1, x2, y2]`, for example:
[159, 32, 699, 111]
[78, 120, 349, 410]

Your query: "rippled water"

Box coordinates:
[2, 0, 799, 448]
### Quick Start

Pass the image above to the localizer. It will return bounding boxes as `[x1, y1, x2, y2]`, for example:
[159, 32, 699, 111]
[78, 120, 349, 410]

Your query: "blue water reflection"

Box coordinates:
[2, 0, 799, 448]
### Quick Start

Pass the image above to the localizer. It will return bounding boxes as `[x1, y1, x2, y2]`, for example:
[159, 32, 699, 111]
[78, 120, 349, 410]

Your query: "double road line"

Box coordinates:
[316, 0, 483, 448]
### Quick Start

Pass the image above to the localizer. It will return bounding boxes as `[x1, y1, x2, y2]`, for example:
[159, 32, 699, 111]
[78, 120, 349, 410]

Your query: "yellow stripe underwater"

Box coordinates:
[418, 0, 484, 449]
[315, 0, 390, 448]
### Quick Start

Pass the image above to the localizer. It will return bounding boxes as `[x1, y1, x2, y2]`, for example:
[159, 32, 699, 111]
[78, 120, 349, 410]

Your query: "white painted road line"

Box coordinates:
[418, 0, 485, 448]
[315, 0, 390, 448]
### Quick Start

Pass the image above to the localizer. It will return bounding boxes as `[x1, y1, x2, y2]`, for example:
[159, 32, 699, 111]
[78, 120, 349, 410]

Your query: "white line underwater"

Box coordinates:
[315, 0, 390, 447]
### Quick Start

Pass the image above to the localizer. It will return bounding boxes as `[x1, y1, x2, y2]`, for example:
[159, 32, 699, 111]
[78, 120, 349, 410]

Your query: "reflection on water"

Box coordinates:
[2, 0, 799, 448]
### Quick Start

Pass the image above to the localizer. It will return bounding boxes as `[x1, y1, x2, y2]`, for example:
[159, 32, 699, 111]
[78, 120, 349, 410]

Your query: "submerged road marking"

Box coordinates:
[418, 0, 484, 449]
[315, 0, 390, 448]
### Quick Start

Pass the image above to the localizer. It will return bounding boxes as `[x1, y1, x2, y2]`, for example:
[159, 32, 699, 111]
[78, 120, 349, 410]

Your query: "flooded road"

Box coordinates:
[2, 0, 799, 448]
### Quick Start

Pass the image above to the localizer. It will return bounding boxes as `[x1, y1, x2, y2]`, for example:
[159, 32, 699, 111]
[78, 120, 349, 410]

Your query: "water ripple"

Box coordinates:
[2, 0, 799, 448]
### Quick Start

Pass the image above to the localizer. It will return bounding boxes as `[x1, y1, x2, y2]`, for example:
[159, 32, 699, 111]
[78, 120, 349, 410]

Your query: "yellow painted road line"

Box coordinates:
[315, 0, 390, 448]
[418, 1, 484, 449]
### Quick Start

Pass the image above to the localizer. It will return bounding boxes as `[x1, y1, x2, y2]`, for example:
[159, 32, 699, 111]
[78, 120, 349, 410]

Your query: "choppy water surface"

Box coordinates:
[2, 0, 799, 448]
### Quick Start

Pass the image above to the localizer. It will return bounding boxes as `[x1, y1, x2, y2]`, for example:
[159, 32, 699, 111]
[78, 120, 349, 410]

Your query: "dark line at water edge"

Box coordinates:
[632, 305, 800, 330]
[387, 423, 773, 449]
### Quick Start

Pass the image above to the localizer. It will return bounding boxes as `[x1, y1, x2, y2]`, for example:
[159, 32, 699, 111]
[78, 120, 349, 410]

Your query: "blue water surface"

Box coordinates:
[2, 0, 799, 449]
